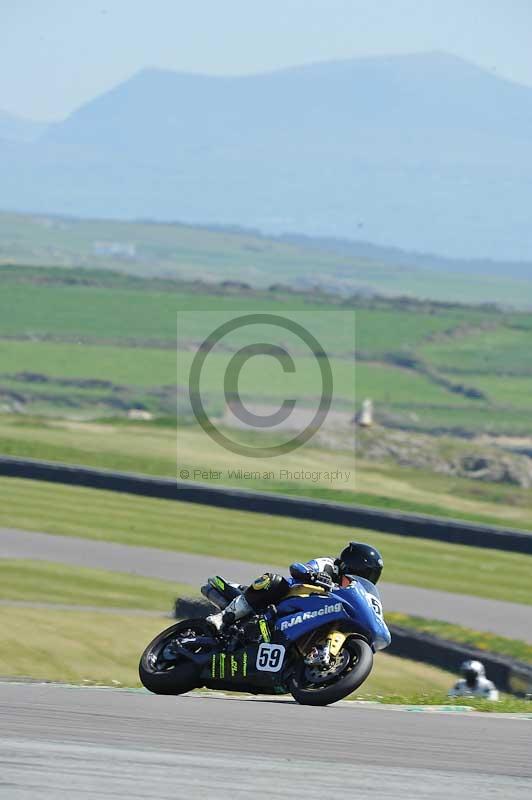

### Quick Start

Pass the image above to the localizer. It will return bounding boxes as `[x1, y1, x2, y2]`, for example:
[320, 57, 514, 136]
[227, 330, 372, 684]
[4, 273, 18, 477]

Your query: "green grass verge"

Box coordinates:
[359, 693, 531, 713]
[0, 606, 167, 687]
[0, 606, 456, 697]
[1, 477, 531, 605]
[0, 559, 193, 610]
[341, 652, 456, 698]
[387, 613, 532, 664]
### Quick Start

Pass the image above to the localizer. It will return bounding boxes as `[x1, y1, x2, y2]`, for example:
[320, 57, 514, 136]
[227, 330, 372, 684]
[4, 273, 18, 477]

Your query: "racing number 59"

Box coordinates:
[256, 643, 285, 672]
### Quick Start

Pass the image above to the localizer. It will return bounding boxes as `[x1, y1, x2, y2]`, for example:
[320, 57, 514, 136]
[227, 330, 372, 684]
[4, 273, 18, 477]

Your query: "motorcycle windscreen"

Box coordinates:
[346, 576, 381, 599]
[333, 581, 391, 651]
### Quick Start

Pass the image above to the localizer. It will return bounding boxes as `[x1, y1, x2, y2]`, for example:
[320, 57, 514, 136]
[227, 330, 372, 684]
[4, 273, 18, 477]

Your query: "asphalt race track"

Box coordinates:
[1, 527, 531, 641]
[0, 683, 530, 799]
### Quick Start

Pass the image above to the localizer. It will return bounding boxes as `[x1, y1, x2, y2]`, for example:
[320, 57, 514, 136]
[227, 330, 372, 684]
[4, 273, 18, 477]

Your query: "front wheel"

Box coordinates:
[288, 637, 373, 706]
[139, 618, 215, 695]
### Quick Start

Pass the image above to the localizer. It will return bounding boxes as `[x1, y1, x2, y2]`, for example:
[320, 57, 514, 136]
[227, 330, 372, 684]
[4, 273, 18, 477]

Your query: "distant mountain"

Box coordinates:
[0, 110, 48, 142]
[1, 53, 532, 261]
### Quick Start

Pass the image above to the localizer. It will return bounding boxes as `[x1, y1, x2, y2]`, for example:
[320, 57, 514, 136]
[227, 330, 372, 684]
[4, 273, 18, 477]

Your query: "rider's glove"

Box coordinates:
[309, 571, 333, 590]
[289, 563, 332, 590]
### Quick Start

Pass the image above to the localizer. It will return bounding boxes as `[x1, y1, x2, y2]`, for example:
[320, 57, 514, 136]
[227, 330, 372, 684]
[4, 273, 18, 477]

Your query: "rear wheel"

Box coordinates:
[139, 618, 215, 695]
[288, 637, 373, 706]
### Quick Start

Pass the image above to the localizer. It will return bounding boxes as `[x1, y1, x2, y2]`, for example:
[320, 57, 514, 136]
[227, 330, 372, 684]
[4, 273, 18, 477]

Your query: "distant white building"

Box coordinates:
[93, 241, 137, 259]
[128, 409, 154, 421]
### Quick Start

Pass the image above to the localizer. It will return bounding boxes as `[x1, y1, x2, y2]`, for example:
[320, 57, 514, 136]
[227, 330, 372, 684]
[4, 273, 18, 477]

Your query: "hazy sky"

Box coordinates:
[3, 0, 532, 120]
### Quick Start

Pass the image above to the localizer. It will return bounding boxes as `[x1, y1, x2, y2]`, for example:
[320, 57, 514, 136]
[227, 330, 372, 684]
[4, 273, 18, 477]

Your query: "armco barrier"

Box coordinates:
[1, 456, 531, 554]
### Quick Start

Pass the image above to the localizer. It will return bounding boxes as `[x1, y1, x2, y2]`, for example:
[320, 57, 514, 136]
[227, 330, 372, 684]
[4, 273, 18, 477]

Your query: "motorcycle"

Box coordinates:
[139, 575, 391, 706]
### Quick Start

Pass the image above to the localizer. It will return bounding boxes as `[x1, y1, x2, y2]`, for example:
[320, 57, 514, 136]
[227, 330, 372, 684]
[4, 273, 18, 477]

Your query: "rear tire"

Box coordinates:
[288, 638, 373, 706]
[139, 619, 214, 695]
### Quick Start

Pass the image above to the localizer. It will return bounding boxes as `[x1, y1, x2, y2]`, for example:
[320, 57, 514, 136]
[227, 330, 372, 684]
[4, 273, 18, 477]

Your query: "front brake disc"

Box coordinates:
[304, 650, 350, 684]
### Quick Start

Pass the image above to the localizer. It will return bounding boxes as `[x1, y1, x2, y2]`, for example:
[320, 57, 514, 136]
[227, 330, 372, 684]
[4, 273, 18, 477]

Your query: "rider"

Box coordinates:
[448, 660, 500, 701]
[203, 542, 384, 632]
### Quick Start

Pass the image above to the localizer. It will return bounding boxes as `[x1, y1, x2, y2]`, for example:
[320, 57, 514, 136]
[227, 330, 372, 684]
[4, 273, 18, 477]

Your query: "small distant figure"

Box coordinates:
[356, 398, 374, 427]
[449, 660, 499, 701]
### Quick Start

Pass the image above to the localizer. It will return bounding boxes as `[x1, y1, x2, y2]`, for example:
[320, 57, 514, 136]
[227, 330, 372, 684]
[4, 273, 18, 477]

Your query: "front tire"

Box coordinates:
[139, 618, 214, 695]
[288, 637, 373, 706]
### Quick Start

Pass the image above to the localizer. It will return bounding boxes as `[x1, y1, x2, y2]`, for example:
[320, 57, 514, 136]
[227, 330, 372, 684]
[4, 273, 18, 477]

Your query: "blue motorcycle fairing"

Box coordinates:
[275, 594, 349, 643]
[331, 581, 391, 651]
[274, 581, 391, 651]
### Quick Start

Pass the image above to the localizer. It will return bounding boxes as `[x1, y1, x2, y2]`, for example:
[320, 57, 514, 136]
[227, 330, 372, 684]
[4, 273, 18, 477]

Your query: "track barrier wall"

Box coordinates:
[1, 456, 531, 554]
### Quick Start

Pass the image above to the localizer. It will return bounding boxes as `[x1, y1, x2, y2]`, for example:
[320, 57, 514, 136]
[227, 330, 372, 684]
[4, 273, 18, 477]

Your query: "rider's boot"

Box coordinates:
[206, 593, 252, 632]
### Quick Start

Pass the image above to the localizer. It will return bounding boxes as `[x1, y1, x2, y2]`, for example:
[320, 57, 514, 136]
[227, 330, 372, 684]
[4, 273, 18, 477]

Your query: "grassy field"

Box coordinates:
[2, 477, 531, 605]
[2, 210, 532, 307]
[2, 416, 532, 531]
[0, 267, 495, 352]
[0, 606, 166, 686]
[419, 328, 532, 377]
[11, 335, 532, 433]
[0, 560, 193, 610]
[2, 265, 532, 436]
[0, 340, 176, 387]
[467, 375, 532, 409]
[0, 339, 482, 410]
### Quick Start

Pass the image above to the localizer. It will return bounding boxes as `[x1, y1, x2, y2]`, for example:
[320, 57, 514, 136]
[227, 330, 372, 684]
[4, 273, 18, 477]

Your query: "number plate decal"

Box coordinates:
[256, 643, 286, 673]
[367, 595, 383, 618]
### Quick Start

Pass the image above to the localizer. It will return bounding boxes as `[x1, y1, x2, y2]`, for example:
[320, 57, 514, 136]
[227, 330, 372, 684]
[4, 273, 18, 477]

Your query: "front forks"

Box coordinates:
[303, 630, 347, 668]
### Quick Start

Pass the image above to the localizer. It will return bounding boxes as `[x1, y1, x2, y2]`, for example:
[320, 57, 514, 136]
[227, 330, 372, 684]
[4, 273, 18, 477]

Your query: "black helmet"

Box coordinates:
[337, 542, 384, 584]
